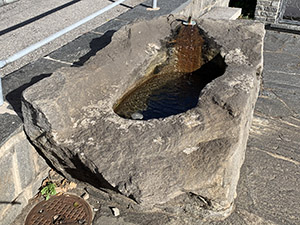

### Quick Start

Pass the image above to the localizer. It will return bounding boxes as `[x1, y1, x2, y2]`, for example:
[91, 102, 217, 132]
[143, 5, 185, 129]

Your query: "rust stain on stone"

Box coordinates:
[174, 25, 205, 73]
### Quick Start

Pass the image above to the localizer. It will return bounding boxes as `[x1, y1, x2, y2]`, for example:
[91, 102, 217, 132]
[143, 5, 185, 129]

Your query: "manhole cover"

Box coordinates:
[25, 194, 92, 225]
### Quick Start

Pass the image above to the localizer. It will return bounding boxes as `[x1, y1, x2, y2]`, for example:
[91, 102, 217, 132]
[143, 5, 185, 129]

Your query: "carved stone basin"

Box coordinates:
[113, 23, 227, 121]
[22, 16, 264, 220]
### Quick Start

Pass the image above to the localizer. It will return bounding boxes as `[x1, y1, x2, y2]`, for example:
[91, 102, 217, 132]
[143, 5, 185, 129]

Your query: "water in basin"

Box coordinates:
[114, 23, 226, 120]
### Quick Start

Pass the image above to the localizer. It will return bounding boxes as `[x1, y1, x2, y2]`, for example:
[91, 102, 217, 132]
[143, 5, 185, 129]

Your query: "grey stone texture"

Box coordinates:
[179, 0, 230, 18]
[0, 113, 22, 144]
[0, 130, 49, 224]
[22, 15, 264, 222]
[255, 0, 280, 22]
[15, 137, 37, 189]
[0, 151, 15, 204]
[201, 7, 241, 20]
[2, 58, 70, 119]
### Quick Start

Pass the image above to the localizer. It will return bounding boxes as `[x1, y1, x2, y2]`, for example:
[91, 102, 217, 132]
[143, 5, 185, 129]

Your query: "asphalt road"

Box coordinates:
[0, 0, 144, 77]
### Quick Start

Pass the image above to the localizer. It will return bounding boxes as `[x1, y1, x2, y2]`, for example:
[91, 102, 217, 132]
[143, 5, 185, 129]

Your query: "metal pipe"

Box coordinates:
[152, 0, 157, 9]
[0, 0, 127, 106]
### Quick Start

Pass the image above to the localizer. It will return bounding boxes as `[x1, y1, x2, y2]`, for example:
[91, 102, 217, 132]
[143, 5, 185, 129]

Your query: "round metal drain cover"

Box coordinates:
[25, 194, 92, 225]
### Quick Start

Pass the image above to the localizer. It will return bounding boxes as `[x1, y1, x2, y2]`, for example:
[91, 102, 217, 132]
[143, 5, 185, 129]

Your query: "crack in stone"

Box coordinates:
[263, 69, 300, 76]
[252, 147, 300, 166]
[264, 50, 300, 59]
[269, 89, 299, 116]
[278, 118, 300, 129]
[258, 85, 298, 117]
[44, 56, 73, 65]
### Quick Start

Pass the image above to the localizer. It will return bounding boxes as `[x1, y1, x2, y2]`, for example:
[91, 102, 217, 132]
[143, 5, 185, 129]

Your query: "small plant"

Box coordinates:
[41, 182, 57, 200]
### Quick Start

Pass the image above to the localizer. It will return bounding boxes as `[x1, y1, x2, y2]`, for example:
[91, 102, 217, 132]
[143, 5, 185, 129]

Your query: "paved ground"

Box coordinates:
[1, 1, 300, 224]
[0, 0, 145, 76]
[208, 30, 300, 225]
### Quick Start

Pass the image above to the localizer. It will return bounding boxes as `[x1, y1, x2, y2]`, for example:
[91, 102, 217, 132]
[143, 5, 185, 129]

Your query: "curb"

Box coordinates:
[0, 0, 19, 7]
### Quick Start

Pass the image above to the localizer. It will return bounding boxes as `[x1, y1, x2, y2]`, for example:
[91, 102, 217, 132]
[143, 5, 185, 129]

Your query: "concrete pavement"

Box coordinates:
[0, 0, 145, 77]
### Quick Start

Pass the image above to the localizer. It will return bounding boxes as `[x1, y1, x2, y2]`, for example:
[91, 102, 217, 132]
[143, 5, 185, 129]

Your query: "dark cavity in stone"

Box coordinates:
[114, 24, 227, 120]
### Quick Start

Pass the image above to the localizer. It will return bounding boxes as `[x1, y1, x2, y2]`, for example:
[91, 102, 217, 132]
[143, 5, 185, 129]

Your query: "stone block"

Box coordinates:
[255, 10, 261, 16]
[201, 7, 241, 20]
[266, 17, 276, 22]
[255, 15, 267, 21]
[0, 195, 26, 225]
[0, 151, 16, 201]
[33, 146, 49, 173]
[14, 137, 35, 189]
[271, 1, 280, 7]
[22, 16, 264, 221]
[259, 0, 272, 7]
[261, 11, 276, 17]
[270, 6, 279, 13]
[2, 58, 70, 118]
[256, 5, 264, 11]
[179, 0, 230, 18]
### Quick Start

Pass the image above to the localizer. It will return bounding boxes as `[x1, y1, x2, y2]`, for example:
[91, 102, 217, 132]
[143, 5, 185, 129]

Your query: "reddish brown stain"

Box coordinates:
[174, 25, 205, 73]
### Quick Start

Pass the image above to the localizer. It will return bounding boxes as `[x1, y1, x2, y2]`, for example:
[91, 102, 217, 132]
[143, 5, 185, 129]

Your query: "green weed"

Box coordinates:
[41, 182, 57, 200]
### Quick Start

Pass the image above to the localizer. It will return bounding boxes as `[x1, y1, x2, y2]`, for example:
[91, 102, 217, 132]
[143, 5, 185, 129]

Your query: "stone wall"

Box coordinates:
[0, 129, 49, 224]
[176, 0, 230, 18]
[255, 0, 281, 23]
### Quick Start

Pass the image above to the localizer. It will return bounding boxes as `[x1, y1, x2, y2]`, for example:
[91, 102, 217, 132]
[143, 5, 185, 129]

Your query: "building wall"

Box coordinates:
[255, 0, 281, 23]
[0, 129, 50, 224]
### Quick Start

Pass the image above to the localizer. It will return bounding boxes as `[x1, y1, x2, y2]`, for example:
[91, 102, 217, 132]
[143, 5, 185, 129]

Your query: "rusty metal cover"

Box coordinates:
[25, 194, 92, 225]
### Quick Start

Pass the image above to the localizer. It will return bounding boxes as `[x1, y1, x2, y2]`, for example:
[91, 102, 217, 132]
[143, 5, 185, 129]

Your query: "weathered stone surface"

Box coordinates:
[178, 0, 230, 18]
[201, 7, 241, 20]
[0, 112, 22, 144]
[0, 151, 15, 203]
[22, 16, 264, 221]
[255, 0, 280, 22]
[0, 129, 50, 224]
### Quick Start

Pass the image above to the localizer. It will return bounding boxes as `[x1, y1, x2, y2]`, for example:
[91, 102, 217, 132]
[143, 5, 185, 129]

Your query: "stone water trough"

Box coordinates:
[22, 16, 264, 219]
